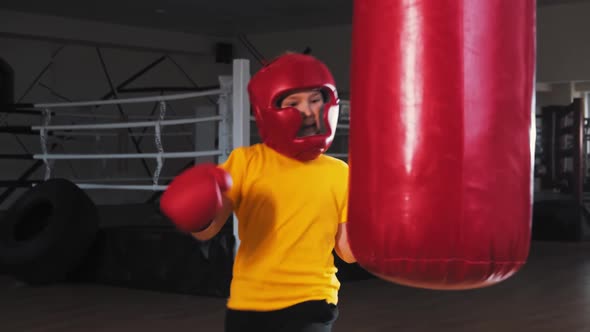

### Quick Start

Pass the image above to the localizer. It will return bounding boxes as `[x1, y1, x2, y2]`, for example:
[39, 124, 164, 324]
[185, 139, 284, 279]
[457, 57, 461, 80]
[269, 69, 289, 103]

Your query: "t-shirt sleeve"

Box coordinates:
[218, 147, 248, 209]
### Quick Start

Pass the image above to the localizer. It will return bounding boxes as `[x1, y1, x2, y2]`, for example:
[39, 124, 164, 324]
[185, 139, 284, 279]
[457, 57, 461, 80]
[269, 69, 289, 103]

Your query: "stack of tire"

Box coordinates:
[0, 179, 99, 285]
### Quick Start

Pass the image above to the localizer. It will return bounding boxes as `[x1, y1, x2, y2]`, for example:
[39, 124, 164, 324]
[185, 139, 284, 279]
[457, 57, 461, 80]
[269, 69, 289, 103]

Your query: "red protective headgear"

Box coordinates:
[248, 53, 339, 161]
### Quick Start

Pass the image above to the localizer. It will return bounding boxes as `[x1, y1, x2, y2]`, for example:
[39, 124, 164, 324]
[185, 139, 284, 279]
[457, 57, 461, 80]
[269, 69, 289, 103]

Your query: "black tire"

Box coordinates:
[0, 178, 99, 285]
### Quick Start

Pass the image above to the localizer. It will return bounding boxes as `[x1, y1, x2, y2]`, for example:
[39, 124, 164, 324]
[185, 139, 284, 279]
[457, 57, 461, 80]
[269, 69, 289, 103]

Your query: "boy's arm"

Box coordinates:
[335, 162, 356, 263]
[335, 222, 356, 263]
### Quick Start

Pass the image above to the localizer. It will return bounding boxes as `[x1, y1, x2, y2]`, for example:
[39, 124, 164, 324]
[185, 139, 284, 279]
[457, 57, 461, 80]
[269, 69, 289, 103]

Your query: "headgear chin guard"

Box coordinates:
[248, 53, 340, 161]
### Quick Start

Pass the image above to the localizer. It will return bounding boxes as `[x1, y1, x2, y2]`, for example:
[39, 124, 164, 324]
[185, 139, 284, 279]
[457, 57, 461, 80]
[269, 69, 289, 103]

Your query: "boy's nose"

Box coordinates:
[299, 104, 314, 117]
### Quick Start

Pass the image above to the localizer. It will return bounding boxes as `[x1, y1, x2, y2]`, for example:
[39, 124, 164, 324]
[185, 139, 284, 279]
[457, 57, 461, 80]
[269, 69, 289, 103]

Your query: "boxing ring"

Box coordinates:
[5, 62, 247, 187]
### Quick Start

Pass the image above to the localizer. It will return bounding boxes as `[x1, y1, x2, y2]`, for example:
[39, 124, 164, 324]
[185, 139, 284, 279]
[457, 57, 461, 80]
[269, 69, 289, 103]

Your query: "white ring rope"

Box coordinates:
[72, 176, 175, 183]
[52, 131, 193, 137]
[53, 112, 197, 120]
[34, 89, 223, 109]
[327, 153, 348, 158]
[31, 116, 222, 131]
[33, 150, 222, 160]
[76, 184, 168, 191]
[26, 87, 237, 192]
[27, 181, 169, 191]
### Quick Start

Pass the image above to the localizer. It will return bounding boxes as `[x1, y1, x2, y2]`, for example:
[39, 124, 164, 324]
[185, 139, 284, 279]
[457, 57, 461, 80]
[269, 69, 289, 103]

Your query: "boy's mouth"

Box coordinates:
[297, 124, 320, 137]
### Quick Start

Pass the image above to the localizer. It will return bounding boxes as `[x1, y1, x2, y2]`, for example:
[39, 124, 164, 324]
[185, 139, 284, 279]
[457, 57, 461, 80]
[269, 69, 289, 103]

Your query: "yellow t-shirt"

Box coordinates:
[219, 143, 349, 311]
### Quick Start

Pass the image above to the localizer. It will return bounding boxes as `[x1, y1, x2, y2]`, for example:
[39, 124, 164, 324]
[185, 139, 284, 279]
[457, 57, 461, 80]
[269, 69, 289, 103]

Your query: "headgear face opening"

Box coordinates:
[248, 53, 340, 161]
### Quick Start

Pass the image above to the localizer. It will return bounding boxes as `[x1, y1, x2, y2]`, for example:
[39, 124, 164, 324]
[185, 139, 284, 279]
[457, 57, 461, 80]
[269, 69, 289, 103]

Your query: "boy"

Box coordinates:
[161, 53, 355, 332]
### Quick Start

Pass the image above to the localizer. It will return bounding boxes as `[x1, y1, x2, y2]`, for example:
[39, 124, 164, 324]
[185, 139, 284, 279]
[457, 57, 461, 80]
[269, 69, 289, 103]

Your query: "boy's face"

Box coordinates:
[279, 89, 326, 137]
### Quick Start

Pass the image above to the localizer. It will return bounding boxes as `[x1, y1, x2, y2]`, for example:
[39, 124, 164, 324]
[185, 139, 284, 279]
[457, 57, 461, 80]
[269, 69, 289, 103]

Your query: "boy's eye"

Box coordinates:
[311, 99, 322, 103]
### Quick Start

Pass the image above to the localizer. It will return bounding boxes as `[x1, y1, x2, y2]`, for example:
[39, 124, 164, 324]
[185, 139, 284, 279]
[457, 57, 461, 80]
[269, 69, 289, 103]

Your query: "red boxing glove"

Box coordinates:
[160, 163, 232, 233]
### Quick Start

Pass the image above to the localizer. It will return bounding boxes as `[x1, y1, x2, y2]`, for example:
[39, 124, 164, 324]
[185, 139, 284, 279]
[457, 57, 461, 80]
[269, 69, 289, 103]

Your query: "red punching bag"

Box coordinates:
[348, 0, 536, 290]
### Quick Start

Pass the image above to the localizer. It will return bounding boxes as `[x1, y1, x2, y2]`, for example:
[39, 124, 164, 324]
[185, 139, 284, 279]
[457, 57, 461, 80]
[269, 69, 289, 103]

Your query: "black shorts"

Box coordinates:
[224, 300, 339, 332]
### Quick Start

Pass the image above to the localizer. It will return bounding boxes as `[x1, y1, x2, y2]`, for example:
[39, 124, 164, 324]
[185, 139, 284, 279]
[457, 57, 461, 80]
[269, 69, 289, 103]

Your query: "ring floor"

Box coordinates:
[0, 241, 589, 332]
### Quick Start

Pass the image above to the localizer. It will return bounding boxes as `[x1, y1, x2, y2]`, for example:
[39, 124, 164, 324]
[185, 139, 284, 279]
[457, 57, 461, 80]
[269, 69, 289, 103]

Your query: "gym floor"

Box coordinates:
[1, 241, 588, 332]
